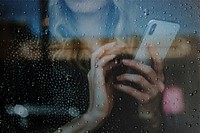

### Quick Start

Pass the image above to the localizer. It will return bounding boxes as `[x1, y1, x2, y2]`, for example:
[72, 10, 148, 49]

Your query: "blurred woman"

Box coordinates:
[47, 0, 165, 133]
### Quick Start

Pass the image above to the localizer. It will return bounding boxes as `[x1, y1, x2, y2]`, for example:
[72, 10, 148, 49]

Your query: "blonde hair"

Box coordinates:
[48, 0, 138, 64]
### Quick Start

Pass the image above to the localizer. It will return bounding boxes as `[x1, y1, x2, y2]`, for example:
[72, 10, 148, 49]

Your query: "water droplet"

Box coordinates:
[193, 31, 198, 34]
[68, 107, 80, 117]
[181, 65, 185, 68]
[161, 128, 165, 131]
[186, 40, 191, 44]
[13, 105, 28, 118]
[190, 61, 194, 64]
[94, 64, 99, 68]
[57, 128, 63, 133]
[144, 9, 149, 16]
[188, 124, 192, 128]
[114, 58, 120, 64]
[134, 126, 138, 129]
[157, 42, 161, 45]
[189, 93, 194, 96]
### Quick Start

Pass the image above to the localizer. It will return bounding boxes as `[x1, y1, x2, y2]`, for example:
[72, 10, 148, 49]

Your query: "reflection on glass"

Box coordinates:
[0, 0, 200, 133]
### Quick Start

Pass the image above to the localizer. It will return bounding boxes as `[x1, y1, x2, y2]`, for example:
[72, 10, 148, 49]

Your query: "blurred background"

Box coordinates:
[0, 0, 200, 132]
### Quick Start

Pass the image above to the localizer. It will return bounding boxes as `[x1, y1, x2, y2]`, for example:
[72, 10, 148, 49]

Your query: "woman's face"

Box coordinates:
[64, 0, 110, 13]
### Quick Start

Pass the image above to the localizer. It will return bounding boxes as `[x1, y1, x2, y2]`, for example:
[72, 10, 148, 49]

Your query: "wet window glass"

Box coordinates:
[1, 0, 200, 133]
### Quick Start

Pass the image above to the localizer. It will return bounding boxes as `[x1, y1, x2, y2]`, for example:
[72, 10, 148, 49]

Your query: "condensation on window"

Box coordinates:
[0, 0, 200, 133]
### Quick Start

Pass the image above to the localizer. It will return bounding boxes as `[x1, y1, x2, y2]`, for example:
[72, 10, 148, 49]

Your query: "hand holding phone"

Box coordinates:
[134, 20, 180, 65]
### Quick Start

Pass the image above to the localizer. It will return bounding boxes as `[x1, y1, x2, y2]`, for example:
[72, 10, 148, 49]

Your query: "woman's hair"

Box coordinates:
[48, 0, 138, 72]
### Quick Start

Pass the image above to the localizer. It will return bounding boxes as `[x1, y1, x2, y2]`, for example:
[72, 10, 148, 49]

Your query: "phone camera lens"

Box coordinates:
[148, 23, 157, 35]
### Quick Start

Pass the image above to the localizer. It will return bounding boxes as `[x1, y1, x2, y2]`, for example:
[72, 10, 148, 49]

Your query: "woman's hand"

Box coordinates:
[54, 42, 125, 133]
[87, 42, 125, 117]
[114, 44, 165, 128]
[85, 42, 125, 130]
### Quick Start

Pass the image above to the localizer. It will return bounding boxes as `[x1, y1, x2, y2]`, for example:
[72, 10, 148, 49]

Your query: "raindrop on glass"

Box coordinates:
[144, 9, 149, 16]
[57, 128, 63, 133]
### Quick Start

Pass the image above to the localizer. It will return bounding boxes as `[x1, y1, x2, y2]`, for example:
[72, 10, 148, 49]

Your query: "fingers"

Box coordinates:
[115, 73, 164, 104]
[95, 54, 116, 68]
[102, 58, 121, 73]
[121, 44, 165, 83]
[91, 42, 125, 68]
[116, 73, 163, 93]
[122, 59, 158, 83]
[148, 44, 164, 82]
[113, 44, 165, 106]
[120, 55, 164, 94]
[117, 74, 151, 91]
[92, 42, 116, 59]
[114, 84, 150, 104]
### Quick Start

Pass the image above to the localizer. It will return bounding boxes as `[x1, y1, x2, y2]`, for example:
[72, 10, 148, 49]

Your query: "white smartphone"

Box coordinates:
[134, 19, 180, 65]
